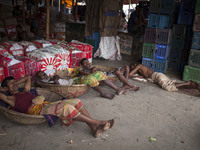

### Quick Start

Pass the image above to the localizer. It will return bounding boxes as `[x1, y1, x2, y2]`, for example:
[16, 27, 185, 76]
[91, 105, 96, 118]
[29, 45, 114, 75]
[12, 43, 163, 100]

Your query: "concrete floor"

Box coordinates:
[0, 59, 200, 150]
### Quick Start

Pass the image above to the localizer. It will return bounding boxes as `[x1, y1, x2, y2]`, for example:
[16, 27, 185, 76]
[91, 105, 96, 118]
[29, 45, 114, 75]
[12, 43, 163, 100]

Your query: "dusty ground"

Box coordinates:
[0, 59, 200, 150]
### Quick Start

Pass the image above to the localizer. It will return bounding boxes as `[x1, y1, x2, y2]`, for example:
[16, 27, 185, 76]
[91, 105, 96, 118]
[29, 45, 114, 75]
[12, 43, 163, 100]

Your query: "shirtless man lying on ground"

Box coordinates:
[80, 58, 139, 91]
[128, 64, 200, 92]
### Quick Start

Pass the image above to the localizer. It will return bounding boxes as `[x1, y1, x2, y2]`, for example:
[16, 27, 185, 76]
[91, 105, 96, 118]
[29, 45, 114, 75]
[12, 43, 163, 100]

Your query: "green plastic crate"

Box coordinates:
[142, 43, 156, 58]
[195, 0, 200, 14]
[183, 65, 200, 83]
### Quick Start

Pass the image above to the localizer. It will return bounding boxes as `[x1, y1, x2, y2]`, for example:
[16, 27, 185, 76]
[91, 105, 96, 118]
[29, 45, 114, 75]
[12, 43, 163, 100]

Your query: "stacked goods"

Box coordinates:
[32, 40, 52, 48]
[62, 44, 85, 68]
[47, 39, 62, 45]
[0, 54, 25, 80]
[183, 0, 200, 83]
[142, 0, 176, 73]
[0, 67, 4, 83]
[42, 45, 70, 71]
[55, 22, 66, 41]
[3, 18, 18, 40]
[0, 45, 8, 55]
[26, 49, 57, 76]
[19, 41, 37, 55]
[17, 57, 42, 78]
[1, 41, 24, 57]
[69, 40, 93, 63]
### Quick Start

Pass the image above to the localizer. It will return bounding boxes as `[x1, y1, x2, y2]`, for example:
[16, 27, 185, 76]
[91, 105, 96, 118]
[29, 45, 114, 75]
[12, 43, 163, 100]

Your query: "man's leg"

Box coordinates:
[73, 112, 114, 137]
[175, 80, 200, 92]
[112, 70, 139, 91]
[92, 86, 115, 99]
[102, 79, 127, 95]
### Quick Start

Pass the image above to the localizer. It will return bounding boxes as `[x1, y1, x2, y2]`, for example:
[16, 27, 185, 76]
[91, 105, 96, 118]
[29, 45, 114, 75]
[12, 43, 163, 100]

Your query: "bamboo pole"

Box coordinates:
[46, 0, 50, 40]
[59, 0, 61, 12]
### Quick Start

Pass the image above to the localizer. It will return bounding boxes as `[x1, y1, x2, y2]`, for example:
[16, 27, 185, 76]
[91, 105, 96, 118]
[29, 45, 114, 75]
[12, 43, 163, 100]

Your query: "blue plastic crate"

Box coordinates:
[154, 59, 168, 73]
[191, 32, 200, 50]
[155, 44, 171, 60]
[142, 57, 168, 73]
[142, 57, 154, 70]
[177, 11, 194, 25]
[148, 14, 170, 29]
[179, 0, 196, 13]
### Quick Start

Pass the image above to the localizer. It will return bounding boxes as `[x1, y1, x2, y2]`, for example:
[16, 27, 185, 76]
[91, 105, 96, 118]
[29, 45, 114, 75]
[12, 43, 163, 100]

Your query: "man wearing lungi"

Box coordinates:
[0, 75, 114, 138]
[128, 64, 200, 92]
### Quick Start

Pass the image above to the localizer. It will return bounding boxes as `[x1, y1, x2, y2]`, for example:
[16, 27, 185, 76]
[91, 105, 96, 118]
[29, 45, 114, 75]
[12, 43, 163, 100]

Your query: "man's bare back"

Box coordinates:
[129, 64, 154, 79]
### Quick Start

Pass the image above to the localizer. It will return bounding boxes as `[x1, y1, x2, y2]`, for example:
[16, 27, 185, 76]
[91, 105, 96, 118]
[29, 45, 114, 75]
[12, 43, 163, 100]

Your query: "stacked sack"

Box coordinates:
[0, 54, 25, 81]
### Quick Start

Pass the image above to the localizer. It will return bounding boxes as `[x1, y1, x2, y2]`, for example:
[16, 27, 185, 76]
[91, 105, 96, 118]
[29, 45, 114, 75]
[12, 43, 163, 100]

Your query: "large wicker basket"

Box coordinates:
[80, 65, 118, 84]
[0, 88, 63, 124]
[39, 70, 89, 99]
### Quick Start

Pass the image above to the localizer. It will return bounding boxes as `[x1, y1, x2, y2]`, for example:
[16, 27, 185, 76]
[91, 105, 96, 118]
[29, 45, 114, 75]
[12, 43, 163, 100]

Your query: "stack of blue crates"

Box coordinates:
[142, 0, 176, 73]
[182, 0, 200, 83]
[168, 0, 196, 73]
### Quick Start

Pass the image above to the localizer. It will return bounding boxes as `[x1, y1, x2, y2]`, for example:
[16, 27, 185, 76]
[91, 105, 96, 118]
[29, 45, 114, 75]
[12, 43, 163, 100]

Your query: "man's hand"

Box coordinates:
[91, 67, 97, 73]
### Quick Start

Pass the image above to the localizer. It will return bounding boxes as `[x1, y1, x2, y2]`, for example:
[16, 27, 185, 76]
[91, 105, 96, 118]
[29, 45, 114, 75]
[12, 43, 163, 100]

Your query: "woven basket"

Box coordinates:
[0, 88, 63, 124]
[40, 70, 89, 98]
[80, 65, 118, 85]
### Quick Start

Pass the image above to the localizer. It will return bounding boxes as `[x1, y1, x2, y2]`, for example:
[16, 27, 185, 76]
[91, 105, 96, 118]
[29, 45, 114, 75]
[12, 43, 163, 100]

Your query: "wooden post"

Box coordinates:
[128, 0, 131, 19]
[46, 0, 50, 40]
[51, 0, 54, 6]
[23, 0, 25, 24]
[59, 0, 61, 12]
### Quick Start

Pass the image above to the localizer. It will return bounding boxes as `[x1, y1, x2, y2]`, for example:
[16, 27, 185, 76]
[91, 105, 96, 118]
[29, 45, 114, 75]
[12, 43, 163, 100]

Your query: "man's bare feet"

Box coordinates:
[116, 88, 127, 95]
[129, 86, 140, 91]
[100, 93, 115, 99]
[103, 119, 114, 131]
[93, 119, 115, 138]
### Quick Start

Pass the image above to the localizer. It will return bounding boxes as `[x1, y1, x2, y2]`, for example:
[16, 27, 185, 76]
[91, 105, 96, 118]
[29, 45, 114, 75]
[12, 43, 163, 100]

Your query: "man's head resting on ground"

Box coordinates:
[1, 76, 18, 93]
[129, 63, 139, 71]
[35, 71, 50, 83]
[80, 58, 91, 69]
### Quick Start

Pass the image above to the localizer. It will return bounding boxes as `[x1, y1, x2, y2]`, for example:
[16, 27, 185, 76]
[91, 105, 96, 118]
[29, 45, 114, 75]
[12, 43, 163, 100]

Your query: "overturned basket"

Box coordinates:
[81, 65, 118, 84]
[0, 88, 64, 124]
[39, 70, 89, 99]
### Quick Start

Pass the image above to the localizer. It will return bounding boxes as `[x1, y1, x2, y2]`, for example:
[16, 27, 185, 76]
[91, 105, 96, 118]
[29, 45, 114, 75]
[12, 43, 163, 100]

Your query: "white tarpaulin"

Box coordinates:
[94, 36, 122, 60]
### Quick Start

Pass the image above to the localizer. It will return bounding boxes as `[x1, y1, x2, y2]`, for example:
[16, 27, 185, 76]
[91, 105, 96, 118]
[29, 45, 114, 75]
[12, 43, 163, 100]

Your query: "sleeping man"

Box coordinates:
[128, 63, 200, 92]
[79, 58, 139, 91]
[0, 75, 114, 138]
[34, 71, 127, 99]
